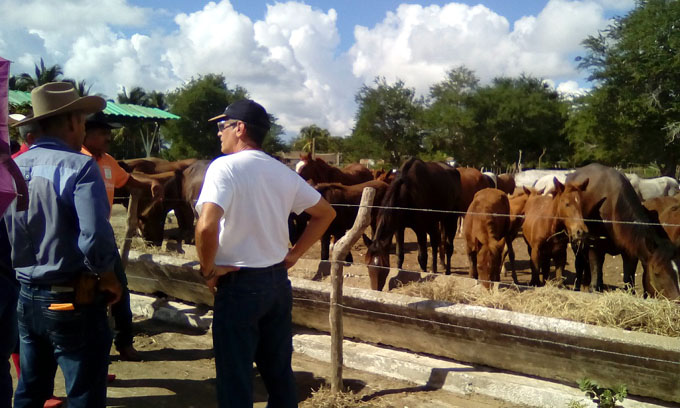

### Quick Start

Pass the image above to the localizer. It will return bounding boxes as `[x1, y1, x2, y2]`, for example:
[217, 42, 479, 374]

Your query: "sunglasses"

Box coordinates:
[217, 121, 238, 131]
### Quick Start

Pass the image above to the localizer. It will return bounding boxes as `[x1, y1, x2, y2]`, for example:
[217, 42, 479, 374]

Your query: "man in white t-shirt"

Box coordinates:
[195, 99, 335, 407]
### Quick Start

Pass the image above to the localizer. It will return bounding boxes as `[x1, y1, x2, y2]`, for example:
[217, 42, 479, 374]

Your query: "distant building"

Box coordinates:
[278, 151, 341, 170]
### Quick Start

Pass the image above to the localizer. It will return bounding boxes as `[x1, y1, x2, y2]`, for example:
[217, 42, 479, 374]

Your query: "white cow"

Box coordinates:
[533, 173, 570, 195]
[625, 174, 680, 201]
[514, 169, 573, 189]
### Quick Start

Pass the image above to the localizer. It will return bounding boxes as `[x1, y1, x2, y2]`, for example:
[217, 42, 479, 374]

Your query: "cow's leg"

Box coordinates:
[320, 233, 331, 261]
[622, 254, 638, 293]
[396, 228, 405, 270]
[467, 244, 478, 280]
[429, 225, 440, 274]
[589, 248, 605, 292]
[540, 251, 551, 285]
[573, 249, 586, 291]
[445, 219, 455, 275]
[528, 245, 542, 286]
[507, 241, 518, 284]
[415, 229, 429, 272]
[553, 247, 567, 286]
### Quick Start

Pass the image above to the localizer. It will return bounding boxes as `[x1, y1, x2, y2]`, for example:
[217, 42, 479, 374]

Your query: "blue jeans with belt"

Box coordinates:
[0, 274, 18, 408]
[212, 263, 298, 408]
[13, 283, 112, 408]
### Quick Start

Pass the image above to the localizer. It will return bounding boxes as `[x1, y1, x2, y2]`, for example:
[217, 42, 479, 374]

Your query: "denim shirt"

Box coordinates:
[3, 137, 117, 284]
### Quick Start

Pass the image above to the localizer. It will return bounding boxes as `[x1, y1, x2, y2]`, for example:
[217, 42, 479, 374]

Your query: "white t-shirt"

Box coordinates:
[196, 150, 321, 268]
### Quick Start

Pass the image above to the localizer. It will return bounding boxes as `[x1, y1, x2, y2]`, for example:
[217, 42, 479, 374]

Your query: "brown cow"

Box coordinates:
[292, 180, 389, 262]
[501, 186, 536, 284]
[522, 177, 589, 286]
[567, 163, 680, 299]
[643, 196, 680, 249]
[496, 173, 516, 195]
[464, 188, 510, 289]
[297, 152, 373, 185]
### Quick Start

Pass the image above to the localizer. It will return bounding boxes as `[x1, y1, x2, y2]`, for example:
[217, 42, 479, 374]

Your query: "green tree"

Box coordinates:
[63, 79, 93, 96]
[424, 66, 479, 163]
[162, 74, 284, 159]
[163, 75, 247, 159]
[571, 0, 680, 175]
[291, 124, 332, 152]
[351, 77, 424, 167]
[466, 75, 569, 169]
[261, 117, 289, 155]
[14, 58, 63, 91]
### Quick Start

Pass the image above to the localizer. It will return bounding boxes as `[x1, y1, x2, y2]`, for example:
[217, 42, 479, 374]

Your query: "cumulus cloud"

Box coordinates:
[350, 0, 612, 96]
[0, 0, 634, 138]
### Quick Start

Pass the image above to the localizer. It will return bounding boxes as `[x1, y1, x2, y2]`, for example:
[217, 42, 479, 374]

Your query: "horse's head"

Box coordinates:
[645, 244, 680, 300]
[363, 234, 390, 291]
[554, 177, 589, 250]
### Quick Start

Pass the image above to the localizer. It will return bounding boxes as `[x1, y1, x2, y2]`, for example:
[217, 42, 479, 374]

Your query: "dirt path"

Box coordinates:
[12, 318, 518, 407]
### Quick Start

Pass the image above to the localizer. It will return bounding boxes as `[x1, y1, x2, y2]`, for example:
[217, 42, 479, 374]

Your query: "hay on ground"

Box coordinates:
[393, 278, 680, 338]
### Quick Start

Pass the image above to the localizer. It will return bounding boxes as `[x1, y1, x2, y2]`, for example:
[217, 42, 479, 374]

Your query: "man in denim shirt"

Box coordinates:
[5, 82, 122, 408]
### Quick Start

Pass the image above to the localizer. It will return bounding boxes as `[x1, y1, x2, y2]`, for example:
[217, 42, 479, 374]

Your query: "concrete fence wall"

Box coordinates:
[125, 250, 680, 403]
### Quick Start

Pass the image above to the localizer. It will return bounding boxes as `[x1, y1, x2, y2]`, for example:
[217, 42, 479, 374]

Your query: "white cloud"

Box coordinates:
[349, 1, 614, 96]
[0, 0, 634, 139]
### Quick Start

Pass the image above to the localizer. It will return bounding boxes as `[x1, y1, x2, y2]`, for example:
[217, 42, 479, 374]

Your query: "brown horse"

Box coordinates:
[297, 153, 373, 185]
[290, 180, 389, 261]
[643, 197, 680, 249]
[501, 186, 536, 284]
[522, 177, 590, 286]
[364, 159, 461, 290]
[566, 163, 680, 299]
[464, 188, 510, 288]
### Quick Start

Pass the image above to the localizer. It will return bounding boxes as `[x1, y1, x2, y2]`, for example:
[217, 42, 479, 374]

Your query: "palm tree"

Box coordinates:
[63, 78, 93, 96]
[15, 58, 63, 91]
[117, 86, 148, 105]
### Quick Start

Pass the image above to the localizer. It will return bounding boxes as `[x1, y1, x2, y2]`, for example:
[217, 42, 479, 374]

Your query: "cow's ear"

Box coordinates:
[553, 177, 565, 194]
[522, 186, 531, 195]
[362, 233, 373, 247]
[577, 178, 589, 192]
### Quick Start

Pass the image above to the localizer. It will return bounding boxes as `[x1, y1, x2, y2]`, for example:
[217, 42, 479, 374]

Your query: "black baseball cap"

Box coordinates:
[86, 111, 122, 130]
[209, 99, 270, 131]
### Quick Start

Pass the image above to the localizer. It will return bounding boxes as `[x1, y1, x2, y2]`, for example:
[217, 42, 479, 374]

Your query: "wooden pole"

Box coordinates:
[120, 188, 141, 269]
[329, 187, 376, 393]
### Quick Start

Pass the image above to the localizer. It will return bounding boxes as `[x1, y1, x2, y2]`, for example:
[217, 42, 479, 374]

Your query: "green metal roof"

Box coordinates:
[8, 90, 180, 121]
[8, 90, 31, 106]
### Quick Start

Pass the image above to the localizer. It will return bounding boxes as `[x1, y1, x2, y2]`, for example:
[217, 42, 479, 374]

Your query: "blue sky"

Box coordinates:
[0, 1, 635, 139]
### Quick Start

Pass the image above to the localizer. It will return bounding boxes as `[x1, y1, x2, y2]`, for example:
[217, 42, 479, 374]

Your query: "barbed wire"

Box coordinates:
[111, 195, 680, 229]
[291, 295, 680, 366]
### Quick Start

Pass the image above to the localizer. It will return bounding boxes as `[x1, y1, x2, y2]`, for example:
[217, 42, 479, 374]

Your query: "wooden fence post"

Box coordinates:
[329, 187, 376, 393]
[120, 189, 141, 269]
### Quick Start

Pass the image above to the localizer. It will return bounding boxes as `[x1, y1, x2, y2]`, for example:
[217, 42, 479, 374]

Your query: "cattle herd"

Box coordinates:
[116, 155, 680, 301]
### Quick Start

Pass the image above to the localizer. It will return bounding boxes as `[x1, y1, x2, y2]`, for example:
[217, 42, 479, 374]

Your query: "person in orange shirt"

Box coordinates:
[82, 112, 163, 362]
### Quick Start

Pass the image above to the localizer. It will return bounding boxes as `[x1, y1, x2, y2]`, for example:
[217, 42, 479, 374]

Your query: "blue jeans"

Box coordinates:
[0, 274, 18, 408]
[111, 252, 133, 349]
[13, 284, 112, 408]
[212, 264, 298, 408]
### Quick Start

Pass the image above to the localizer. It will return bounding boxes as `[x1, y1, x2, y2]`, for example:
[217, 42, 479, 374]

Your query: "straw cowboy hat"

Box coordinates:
[12, 82, 106, 127]
[8, 113, 25, 125]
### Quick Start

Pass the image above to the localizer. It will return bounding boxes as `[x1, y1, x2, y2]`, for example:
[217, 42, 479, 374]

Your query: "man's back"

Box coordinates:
[6, 137, 116, 284]
[198, 150, 319, 268]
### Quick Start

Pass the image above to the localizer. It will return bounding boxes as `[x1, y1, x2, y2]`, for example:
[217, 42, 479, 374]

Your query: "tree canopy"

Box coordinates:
[570, 0, 680, 175]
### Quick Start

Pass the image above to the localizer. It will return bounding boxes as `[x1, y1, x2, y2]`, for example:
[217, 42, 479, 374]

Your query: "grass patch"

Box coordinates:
[393, 279, 680, 337]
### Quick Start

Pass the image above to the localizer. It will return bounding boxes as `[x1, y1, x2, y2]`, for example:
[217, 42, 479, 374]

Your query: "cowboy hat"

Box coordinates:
[8, 113, 25, 125]
[12, 82, 106, 127]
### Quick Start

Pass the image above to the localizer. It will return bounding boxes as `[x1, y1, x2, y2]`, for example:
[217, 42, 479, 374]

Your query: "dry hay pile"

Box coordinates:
[393, 279, 680, 338]
[301, 386, 388, 408]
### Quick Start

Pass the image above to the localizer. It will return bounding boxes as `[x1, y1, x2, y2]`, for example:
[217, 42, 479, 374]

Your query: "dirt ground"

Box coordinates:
[83, 205, 639, 407]
[10, 318, 519, 408]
